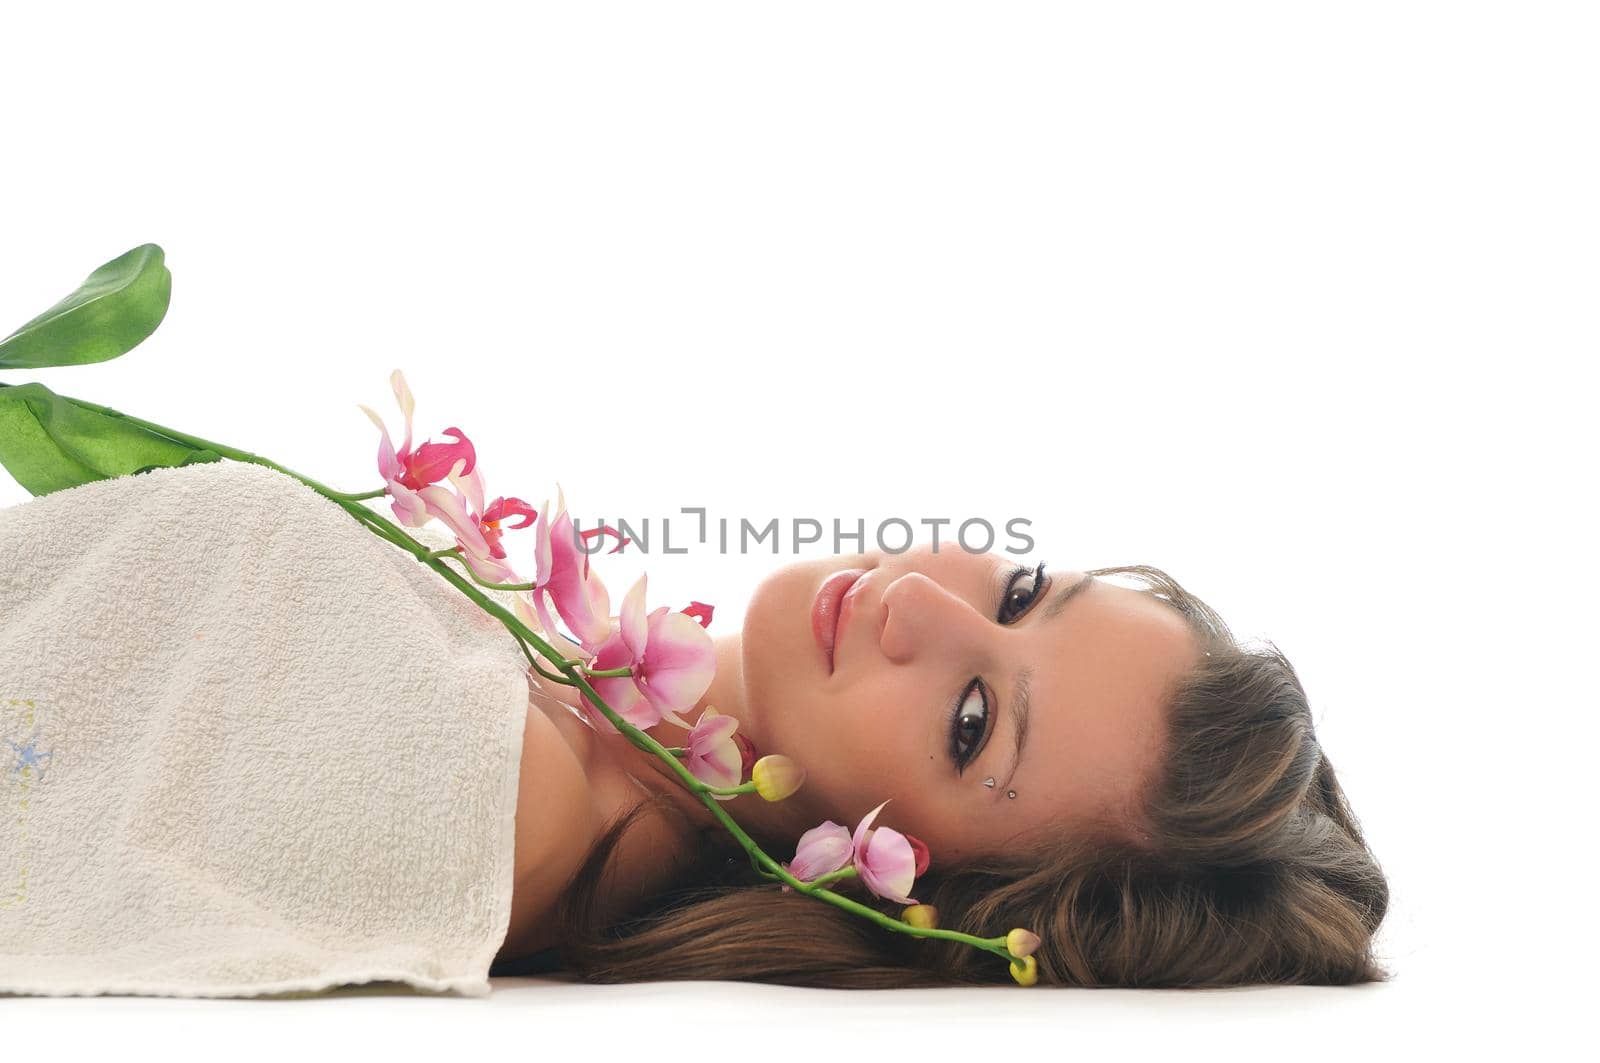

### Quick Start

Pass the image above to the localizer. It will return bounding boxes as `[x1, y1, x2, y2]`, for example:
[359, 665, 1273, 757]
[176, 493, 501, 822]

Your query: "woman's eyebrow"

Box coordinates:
[1001, 667, 1032, 799]
[1001, 575, 1095, 796]
[1042, 572, 1096, 622]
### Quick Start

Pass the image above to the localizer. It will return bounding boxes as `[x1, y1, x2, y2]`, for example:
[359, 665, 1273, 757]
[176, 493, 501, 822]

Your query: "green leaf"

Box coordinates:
[0, 381, 214, 497]
[0, 244, 172, 370]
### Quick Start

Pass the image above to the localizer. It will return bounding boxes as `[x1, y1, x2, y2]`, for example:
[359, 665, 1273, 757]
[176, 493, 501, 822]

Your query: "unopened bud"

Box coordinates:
[901, 904, 939, 930]
[751, 755, 805, 801]
[1006, 927, 1042, 959]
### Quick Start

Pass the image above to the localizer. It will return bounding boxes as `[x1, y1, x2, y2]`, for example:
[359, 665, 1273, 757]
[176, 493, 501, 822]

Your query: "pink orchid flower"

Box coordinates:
[444, 462, 538, 562]
[683, 707, 744, 798]
[851, 799, 921, 905]
[780, 821, 854, 890]
[907, 833, 931, 878]
[527, 493, 613, 653]
[416, 462, 537, 585]
[579, 627, 651, 734]
[357, 369, 477, 528]
[579, 573, 715, 733]
[732, 731, 757, 778]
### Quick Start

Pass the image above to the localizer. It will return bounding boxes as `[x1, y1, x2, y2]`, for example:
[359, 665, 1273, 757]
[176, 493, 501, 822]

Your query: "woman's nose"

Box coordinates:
[878, 571, 983, 665]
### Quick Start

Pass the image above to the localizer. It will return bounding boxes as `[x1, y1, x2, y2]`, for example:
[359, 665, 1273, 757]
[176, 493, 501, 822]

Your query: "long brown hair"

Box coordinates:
[545, 564, 1392, 987]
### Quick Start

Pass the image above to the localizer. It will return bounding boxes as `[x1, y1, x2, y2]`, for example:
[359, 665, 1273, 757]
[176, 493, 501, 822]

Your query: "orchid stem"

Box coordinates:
[695, 780, 756, 797]
[521, 645, 574, 686]
[804, 866, 859, 888]
[459, 566, 537, 591]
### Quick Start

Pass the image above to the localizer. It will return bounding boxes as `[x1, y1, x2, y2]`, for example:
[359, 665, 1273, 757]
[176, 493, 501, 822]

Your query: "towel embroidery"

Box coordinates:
[2, 698, 49, 910]
[7, 733, 53, 780]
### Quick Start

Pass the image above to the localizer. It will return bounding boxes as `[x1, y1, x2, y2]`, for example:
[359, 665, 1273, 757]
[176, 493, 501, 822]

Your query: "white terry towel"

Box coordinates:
[0, 458, 532, 998]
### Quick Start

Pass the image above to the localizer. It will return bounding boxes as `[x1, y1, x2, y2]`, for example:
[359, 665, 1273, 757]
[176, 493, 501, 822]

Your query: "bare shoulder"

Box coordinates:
[498, 702, 604, 961]
[497, 680, 703, 964]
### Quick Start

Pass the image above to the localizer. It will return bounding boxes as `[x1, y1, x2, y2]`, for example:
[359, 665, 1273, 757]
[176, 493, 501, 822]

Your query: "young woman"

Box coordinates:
[492, 545, 1391, 988]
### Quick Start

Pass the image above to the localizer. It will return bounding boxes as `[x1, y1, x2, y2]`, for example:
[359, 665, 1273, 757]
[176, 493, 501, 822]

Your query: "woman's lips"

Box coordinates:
[812, 568, 867, 675]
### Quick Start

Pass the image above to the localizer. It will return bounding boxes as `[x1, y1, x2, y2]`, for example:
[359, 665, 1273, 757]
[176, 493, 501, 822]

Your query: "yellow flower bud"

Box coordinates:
[751, 755, 805, 801]
[1008, 954, 1038, 987]
[1006, 927, 1041, 959]
[901, 904, 939, 929]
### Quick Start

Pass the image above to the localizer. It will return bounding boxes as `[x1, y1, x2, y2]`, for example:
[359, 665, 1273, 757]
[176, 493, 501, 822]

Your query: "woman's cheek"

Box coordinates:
[840, 678, 930, 765]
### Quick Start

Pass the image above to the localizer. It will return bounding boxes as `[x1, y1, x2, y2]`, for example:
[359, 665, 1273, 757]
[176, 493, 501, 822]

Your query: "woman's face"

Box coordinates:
[735, 546, 1203, 862]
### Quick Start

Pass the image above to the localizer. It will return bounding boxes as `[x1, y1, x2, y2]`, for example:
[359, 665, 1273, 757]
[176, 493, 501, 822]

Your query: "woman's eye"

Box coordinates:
[949, 678, 991, 772]
[997, 561, 1049, 624]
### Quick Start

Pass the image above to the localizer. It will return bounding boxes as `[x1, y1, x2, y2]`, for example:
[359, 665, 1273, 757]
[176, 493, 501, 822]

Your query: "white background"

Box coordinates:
[1, 1, 1594, 1057]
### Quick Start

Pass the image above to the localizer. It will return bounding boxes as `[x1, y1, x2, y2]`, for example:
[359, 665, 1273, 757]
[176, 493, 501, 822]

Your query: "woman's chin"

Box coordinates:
[740, 558, 827, 720]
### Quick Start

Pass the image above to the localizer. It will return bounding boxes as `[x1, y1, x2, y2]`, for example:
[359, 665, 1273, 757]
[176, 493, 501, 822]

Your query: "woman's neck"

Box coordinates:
[527, 630, 812, 864]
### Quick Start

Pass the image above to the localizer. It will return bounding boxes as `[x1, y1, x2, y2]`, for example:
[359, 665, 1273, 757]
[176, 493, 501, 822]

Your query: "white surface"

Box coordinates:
[1, 974, 1579, 1059]
[0, 0, 1593, 1054]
